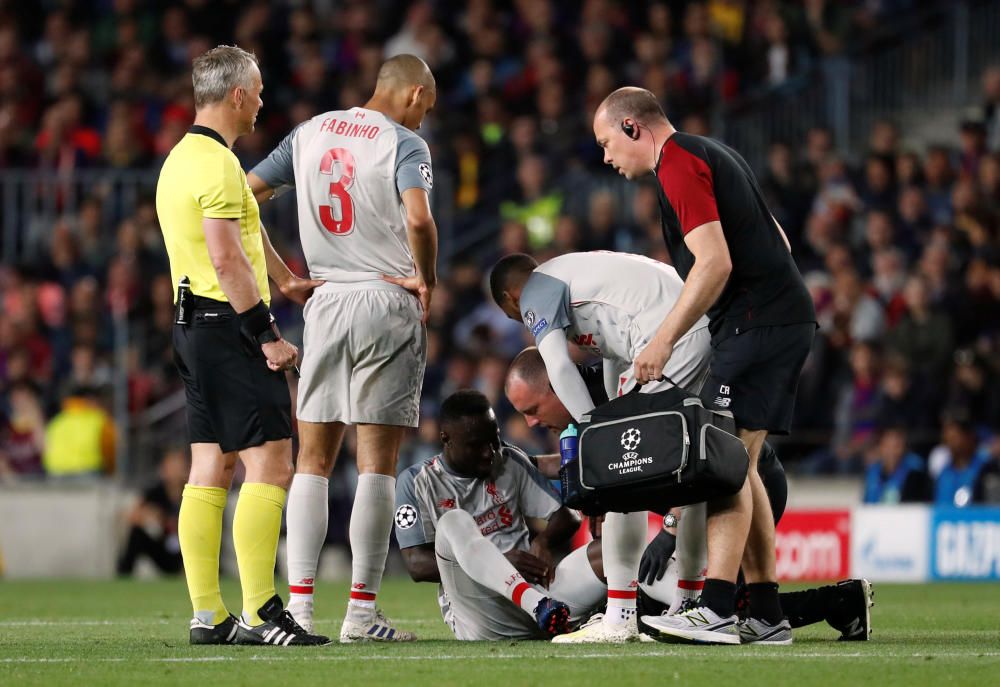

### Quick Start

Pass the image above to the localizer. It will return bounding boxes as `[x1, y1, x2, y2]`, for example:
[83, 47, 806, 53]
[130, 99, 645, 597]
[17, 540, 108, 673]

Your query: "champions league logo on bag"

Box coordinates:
[607, 427, 653, 475]
[621, 428, 641, 451]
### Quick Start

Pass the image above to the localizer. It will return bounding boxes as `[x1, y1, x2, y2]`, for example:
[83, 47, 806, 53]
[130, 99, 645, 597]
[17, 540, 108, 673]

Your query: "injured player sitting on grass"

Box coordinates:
[394, 389, 679, 641]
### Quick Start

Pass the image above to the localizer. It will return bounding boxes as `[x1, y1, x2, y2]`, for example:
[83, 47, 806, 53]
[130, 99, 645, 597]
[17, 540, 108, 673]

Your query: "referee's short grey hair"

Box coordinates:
[192, 45, 259, 109]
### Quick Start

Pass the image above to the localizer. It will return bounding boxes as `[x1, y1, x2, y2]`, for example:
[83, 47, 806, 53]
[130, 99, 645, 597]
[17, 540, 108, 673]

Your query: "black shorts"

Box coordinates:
[172, 298, 292, 453]
[700, 322, 815, 435]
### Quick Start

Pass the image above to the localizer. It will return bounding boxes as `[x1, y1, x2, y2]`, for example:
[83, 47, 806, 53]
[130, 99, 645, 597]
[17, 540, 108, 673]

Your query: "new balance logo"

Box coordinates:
[685, 611, 712, 627]
[842, 618, 862, 638]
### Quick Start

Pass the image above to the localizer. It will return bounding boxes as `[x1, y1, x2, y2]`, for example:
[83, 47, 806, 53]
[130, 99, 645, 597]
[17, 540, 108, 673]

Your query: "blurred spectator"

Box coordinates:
[959, 117, 989, 178]
[983, 65, 1000, 149]
[42, 385, 116, 478]
[810, 341, 883, 474]
[974, 436, 1000, 503]
[749, 9, 810, 89]
[863, 427, 932, 504]
[944, 349, 1000, 434]
[499, 154, 563, 249]
[929, 409, 991, 507]
[0, 381, 46, 480]
[874, 354, 939, 454]
[885, 274, 953, 383]
[116, 447, 187, 576]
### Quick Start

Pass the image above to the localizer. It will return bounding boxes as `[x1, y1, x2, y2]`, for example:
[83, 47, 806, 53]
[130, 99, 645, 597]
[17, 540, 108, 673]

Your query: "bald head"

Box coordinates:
[376, 54, 435, 93]
[593, 87, 673, 180]
[505, 347, 573, 432]
[596, 87, 667, 128]
[506, 347, 550, 394]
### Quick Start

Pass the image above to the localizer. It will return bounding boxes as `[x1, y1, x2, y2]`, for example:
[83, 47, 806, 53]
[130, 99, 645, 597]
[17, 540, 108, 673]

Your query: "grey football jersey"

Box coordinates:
[394, 445, 561, 553]
[251, 107, 433, 284]
[519, 251, 711, 366]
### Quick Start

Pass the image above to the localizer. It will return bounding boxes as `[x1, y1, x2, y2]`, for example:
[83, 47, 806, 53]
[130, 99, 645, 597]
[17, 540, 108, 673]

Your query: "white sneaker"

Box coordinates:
[551, 613, 639, 644]
[738, 617, 793, 645]
[286, 599, 314, 634]
[339, 607, 416, 643]
[641, 605, 741, 645]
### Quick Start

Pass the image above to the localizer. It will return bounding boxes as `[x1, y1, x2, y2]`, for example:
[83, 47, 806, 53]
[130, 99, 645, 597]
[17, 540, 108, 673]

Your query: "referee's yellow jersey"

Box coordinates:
[156, 126, 270, 305]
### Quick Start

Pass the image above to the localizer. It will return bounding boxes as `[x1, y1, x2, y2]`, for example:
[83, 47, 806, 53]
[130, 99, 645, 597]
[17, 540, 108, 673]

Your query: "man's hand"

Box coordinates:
[504, 549, 551, 586]
[278, 275, 325, 305]
[529, 536, 556, 586]
[633, 334, 674, 385]
[261, 339, 299, 372]
[638, 529, 677, 586]
[382, 274, 434, 324]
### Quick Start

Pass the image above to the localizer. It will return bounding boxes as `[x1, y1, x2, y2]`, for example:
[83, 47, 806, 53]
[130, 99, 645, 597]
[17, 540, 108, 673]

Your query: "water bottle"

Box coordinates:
[175, 276, 192, 325]
[559, 424, 578, 466]
[559, 424, 579, 504]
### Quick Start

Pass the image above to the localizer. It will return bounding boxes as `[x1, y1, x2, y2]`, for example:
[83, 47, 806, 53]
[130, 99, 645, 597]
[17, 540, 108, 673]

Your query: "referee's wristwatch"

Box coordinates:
[662, 513, 678, 531]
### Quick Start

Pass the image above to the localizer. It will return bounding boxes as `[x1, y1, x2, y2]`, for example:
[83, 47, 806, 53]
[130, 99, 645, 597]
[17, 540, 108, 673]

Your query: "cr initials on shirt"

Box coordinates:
[572, 333, 594, 347]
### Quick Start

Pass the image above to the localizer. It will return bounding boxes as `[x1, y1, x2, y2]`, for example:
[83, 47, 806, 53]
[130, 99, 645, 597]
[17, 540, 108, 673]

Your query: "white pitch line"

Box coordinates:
[3, 651, 1000, 665]
[0, 619, 440, 628]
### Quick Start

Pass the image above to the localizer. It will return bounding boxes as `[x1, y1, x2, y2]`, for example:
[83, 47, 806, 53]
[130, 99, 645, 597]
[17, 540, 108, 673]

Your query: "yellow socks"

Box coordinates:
[178, 485, 229, 625]
[233, 482, 287, 625]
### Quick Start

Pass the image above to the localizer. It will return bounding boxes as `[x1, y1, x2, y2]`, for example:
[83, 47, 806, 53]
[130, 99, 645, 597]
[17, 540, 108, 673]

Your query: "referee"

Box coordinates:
[156, 45, 327, 647]
[592, 88, 817, 645]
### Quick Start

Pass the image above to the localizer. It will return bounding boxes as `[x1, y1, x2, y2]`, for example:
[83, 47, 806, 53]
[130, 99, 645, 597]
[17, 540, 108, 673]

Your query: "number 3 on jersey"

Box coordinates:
[319, 147, 356, 235]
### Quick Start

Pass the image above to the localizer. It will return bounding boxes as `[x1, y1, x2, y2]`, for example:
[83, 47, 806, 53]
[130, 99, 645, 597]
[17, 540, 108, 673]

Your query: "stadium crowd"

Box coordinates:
[0, 0, 998, 530]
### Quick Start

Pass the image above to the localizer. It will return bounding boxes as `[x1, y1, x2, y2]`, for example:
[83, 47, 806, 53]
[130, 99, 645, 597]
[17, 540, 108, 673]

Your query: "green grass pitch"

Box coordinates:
[1, 578, 998, 686]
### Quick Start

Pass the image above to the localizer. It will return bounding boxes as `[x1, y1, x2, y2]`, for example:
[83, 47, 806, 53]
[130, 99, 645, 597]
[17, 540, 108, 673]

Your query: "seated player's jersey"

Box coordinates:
[394, 444, 560, 554]
[518, 251, 710, 365]
[250, 107, 433, 284]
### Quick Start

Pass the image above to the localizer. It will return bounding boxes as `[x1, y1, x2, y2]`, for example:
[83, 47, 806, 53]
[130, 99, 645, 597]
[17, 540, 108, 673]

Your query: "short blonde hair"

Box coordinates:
[192, 45, 259, 109]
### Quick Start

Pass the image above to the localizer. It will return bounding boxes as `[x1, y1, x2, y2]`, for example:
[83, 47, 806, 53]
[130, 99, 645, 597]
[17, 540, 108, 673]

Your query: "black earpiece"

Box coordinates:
[621, 120, 638, 140]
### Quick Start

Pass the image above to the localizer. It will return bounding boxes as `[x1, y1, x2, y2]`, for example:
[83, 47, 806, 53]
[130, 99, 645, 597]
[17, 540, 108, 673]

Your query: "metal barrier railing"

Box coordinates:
[718, 0, 1000, 171]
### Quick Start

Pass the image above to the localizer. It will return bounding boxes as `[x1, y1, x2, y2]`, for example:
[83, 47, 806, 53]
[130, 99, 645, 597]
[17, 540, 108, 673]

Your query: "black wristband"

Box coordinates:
[238, 300, 280, 345]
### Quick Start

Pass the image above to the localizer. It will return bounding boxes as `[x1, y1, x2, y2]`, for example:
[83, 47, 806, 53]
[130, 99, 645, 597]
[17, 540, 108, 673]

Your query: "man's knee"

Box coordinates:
[240, 440, 293, 488]
[438, 509, 477, 539]
[435, 509, 478, 558]
[296, 446, 336, 476]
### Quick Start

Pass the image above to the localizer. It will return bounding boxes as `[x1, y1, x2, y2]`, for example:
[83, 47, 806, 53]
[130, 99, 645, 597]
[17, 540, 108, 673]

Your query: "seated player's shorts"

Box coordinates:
[700, 322, 816, 435]
[617, 325, 712, 397]
[297, 282, 426, 426]
[437, 556, 540, 641]
[172, 297, 292, 453]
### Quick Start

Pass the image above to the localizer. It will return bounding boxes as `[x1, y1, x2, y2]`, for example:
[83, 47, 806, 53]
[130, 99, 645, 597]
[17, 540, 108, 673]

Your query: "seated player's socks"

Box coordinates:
[346, 473, 395, 620]
[508, 575, 545, 615]
[286, 473, 329, 629]
[178, 485, 229, 625]
[233, 482, 287, 625]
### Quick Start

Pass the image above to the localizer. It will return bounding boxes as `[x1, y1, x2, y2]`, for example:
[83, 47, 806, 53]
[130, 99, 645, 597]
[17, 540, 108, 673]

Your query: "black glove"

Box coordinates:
[638, 529, 677, 586]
